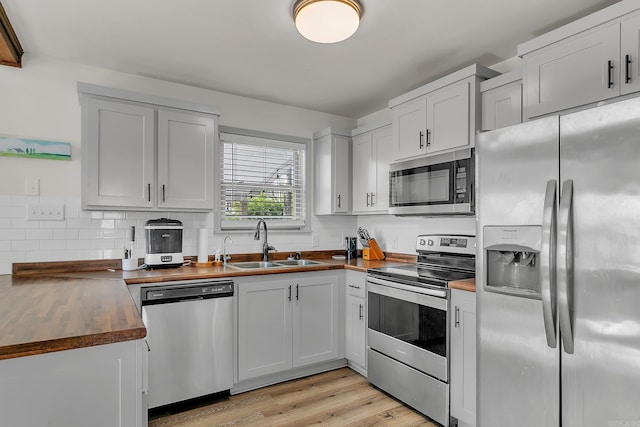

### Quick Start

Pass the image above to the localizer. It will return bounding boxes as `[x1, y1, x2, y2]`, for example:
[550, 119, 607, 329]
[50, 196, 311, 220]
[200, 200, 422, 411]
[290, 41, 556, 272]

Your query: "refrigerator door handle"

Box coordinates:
[558, 179, 575, 354]
[541, 179, 558, 348]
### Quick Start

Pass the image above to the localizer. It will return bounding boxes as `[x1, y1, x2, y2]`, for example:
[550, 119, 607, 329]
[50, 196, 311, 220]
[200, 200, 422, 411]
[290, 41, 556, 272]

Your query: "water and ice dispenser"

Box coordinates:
[484, 226, 542, 298]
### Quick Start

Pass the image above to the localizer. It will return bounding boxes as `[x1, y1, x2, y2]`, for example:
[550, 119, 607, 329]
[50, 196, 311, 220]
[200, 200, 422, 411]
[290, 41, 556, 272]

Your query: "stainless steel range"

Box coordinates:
[366, 234, 475, 427]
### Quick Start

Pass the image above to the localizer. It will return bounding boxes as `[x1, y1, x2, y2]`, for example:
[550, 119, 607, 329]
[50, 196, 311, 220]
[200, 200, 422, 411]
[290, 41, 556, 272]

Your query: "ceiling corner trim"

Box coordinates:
[0, 1, 24, 68]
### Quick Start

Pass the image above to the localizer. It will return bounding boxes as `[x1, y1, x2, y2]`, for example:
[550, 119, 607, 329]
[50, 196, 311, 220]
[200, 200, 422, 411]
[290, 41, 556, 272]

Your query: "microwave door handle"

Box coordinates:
[557, 179, 575, 354]
[540, 180, 558, 348]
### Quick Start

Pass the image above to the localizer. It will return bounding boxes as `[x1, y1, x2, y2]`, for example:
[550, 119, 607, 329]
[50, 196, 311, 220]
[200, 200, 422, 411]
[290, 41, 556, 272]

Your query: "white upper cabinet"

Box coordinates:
[314, 128, 351, 215]
[157, 110, 216, 210]
[84, 97, 156, 210]
[620, 11, 640, 95]
[79, 83, 219, 212]
[389, 64, 498, 162]
[351, 123, 392, 214]
[480, 71, 523, 131]
[519, 4, 640, 119]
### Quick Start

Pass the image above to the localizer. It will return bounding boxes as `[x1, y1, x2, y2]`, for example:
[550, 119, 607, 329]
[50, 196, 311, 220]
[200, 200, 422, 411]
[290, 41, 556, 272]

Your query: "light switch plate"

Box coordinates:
[25, 179, 40, 196]
[26, 203, 65, 221]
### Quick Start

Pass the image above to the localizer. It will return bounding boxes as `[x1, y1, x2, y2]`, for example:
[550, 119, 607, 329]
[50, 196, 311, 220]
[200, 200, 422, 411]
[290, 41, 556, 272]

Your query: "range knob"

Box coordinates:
[419, 238, 426, 246]
[427, 239, 434, 246]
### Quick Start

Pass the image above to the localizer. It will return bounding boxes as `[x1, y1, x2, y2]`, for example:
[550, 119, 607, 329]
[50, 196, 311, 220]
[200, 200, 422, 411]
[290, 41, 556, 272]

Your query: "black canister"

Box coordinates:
[345, 236, 357, 259]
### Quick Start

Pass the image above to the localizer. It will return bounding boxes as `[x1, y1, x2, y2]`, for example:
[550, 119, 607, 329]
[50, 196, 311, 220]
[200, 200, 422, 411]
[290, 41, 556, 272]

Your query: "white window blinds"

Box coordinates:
[219, 132, 308, 230]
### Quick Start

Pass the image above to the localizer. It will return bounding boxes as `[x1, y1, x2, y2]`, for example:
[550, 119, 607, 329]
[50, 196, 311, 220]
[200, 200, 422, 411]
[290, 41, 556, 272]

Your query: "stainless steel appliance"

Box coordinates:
[389, 149, 474, 216]
[477, 97, 640, 427]
[367, 235, 475, 426]
[141, 279, 234, 409]
[144, 218, 184, 268]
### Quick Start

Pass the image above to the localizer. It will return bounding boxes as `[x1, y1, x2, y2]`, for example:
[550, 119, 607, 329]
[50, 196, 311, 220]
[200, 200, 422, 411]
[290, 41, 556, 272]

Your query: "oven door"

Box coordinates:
[367, 275, 449, 382]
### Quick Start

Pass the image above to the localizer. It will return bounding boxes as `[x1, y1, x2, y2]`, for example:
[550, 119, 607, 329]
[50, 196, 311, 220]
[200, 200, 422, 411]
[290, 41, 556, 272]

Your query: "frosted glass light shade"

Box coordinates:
[293, 0, 362, 44]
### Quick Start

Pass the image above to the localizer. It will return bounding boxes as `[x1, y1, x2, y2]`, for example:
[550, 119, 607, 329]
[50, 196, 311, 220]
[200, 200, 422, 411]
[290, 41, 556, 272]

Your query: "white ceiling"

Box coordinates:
[4, 0, 620, 118]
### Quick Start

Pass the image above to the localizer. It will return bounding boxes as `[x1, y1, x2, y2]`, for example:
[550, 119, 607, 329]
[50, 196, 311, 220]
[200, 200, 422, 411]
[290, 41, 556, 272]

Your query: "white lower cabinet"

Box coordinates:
[237, 272, 341, 382]
[450, 288, 477, 427]
[345, 270, 367, 374]
[0, 340, 146, 427]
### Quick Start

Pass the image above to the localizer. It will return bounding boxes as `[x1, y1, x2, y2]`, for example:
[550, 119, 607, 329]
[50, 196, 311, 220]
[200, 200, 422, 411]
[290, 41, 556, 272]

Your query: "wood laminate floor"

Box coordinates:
[149, 367, 438, 427]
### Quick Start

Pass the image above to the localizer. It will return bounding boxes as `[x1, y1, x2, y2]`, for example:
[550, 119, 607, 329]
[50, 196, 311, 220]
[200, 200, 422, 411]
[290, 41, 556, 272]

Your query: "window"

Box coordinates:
[217, 128, 309, 231]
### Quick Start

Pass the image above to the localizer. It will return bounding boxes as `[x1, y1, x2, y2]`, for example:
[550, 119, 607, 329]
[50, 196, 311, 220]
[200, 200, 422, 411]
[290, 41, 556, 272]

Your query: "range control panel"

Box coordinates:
[416, 234, 476, 255]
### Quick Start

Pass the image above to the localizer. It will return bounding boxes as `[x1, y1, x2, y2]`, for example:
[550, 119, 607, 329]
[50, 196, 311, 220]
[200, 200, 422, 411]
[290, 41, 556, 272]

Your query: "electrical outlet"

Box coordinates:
[25, 179, 40, 196]
[26, 203, 65, 221]
[312, 234, 319, 247]
[392, 237, 398, 250]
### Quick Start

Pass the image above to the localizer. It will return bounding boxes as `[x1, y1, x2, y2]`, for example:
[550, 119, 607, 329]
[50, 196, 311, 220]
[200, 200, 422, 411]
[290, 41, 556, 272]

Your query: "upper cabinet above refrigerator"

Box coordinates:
[519, 1, 640, 120]
[389, 64, 499, 163]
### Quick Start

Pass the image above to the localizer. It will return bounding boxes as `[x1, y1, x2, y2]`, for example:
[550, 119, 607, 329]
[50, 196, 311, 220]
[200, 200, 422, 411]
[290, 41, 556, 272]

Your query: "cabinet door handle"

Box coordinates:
[147, 184, 151, 202]
[454, 306, 460, 328]
[162, 184, 166, 202]
[426, 129, 431, 147]
[288, 285, 292, 302]
[337, 194, 341, 208]
[370, 192, 375, 206]
[626, 54, 632, 84]
[359, 304, 363, 320]
[419, 131, 424, 149]
[296, 284, 299, 301]
[348, 284, 361, 289]
[366, 192, 370, 207]
[607, 60, 614, 89]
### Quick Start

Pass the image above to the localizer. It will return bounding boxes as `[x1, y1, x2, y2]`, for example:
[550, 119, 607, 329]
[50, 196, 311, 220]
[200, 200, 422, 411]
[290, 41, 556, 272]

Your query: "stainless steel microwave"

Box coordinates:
[388, 149, 474, 216]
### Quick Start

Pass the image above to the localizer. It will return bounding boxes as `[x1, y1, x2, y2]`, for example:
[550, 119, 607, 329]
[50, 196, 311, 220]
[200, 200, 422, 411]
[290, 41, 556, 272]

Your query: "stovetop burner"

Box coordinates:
[367, 234, 476, 290]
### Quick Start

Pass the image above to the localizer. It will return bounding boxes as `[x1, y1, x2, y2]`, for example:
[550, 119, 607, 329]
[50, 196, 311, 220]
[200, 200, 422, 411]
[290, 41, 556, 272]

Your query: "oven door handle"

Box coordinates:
[367, 277, 448, 309]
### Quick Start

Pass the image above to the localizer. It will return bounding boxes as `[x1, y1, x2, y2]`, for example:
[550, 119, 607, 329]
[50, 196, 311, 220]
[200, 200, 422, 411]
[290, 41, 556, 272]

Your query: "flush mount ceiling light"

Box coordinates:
[293, 0, 363, 44]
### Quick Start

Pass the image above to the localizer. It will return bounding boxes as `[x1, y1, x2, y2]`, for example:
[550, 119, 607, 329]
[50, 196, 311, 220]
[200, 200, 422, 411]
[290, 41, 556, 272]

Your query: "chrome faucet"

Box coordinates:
[223, 236, 232, 266]
[254, 219, 276, 262]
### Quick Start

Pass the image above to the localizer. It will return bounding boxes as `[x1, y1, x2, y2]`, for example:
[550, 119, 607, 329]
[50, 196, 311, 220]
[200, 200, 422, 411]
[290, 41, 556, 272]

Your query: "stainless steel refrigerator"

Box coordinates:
[476, 97, 640, 427]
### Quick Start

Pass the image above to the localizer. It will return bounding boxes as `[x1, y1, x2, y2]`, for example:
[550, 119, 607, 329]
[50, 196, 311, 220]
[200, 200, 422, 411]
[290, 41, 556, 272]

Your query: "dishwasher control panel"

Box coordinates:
[141, 280, 234, 305]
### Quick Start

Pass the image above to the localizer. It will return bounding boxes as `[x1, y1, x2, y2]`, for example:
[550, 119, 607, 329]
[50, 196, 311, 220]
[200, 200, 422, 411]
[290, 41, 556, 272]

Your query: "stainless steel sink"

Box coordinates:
[227, 259, 324, 269]
[275, 259, 323, 266]
[227, 261, 280, 269]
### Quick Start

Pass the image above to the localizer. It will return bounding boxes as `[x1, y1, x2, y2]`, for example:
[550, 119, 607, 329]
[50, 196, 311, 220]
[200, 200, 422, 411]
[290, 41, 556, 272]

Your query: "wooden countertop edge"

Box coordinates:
[0, 327, 147, 361]
[449, 278, 476, 292]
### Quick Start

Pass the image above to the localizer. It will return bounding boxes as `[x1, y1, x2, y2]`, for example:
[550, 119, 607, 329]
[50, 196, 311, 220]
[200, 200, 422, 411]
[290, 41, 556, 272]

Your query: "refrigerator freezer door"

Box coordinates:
[477, 117, 560, 427]
[560, 98, 640, 427]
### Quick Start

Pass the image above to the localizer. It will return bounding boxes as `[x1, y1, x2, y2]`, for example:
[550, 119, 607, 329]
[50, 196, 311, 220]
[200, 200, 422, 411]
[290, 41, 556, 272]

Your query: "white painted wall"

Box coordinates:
[0, 54, 358, 274]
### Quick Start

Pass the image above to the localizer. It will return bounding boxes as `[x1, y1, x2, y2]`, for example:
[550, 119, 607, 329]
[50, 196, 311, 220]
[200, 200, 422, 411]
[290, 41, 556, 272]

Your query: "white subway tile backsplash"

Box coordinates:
[66, 240, 91, 250]
[2, 196, 358, 270]
[27, 251, 54, 262]
[53, 229, 79, 240]
[91, 239, 115, 250]
[78, 229, 103, 240]
[66, 218, 94, 229]
[12, 240, 40, 251]
[38, 221, 67, 229]
[0, 206, 14, 218]
[0, 229, 26, 241]
[25, 229, 53, 240]
[40, 240, 66, 251]
[92, 219, 115, 229]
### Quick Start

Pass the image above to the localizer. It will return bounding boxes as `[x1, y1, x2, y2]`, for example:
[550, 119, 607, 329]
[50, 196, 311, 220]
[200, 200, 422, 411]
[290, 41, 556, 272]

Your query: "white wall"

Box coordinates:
[0, 54, 358, 274]
[356, 215, 476, 255]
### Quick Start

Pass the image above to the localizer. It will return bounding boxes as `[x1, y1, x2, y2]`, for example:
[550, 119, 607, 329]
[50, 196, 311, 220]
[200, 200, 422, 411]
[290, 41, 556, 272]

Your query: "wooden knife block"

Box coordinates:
[362, 239, 385, 260]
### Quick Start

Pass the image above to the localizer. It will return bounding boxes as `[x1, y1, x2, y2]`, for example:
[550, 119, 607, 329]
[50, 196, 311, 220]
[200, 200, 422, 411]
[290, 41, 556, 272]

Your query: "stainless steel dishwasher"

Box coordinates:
[141, 279, 234, 409]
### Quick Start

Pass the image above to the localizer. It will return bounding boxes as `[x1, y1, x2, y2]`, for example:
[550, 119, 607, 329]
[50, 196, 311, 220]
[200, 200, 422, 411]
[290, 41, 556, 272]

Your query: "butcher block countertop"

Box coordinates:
[2, 253, 414, 360]
[0, 275, 146, 361]
[449, 278, 476, 292]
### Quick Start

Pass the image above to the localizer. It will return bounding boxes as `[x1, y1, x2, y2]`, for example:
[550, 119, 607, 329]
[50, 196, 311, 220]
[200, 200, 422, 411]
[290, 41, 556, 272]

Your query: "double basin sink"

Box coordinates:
[227, 259, 324, 270]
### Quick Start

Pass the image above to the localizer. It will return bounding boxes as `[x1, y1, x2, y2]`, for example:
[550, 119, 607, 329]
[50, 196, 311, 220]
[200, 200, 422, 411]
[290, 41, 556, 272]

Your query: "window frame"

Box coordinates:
[214, 125, 311, 233]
